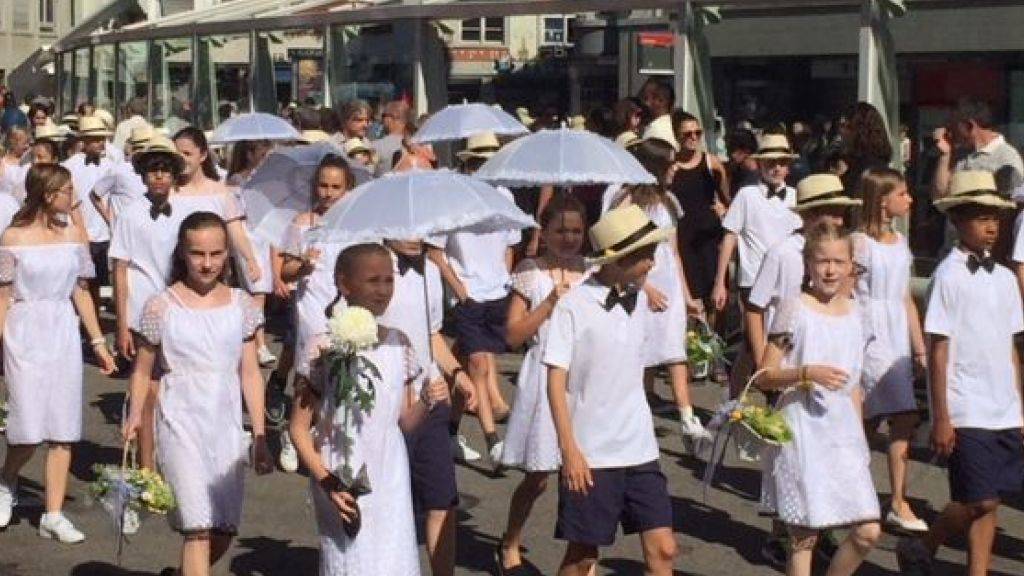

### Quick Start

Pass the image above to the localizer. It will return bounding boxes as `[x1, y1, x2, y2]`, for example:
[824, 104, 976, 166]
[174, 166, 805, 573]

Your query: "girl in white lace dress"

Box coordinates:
[0, 165, 115, 542]
[756, 223, 880, 576]
[289, 243, 446, 576]
[853, 168, 928, 533]
[610, 146, 709, 449]
[124, 212, 273, 575]
[498, 195, 588, 572]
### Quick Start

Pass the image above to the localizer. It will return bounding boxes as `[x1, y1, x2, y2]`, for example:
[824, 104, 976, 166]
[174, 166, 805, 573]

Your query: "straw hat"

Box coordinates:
[76, 115, 113, 138]
[301, 129, 331, 144]
[456, 131, 501, 161]
[132, 134, 184, 174]
[92, 109, 115, 131]
[614, 130, 642, 149]
[344, 137, 372, 156]
[934, 170, 1015, 213]
[752, 133, 798, 160]
[60, 112, 79, 130]
[568, 115, 587, 131]
[128, 124, 156, 153]
[794, 174, 862, 212]
[586, 205, 675, 266]
[33, 122, 64, 142]
[641, 115, 679, 153]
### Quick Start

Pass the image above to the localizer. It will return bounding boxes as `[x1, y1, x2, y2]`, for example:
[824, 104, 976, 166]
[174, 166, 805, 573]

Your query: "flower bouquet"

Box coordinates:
[687, 319, 727, 381]
[89, 464, 176, 517]
[320, 305, 381, 538]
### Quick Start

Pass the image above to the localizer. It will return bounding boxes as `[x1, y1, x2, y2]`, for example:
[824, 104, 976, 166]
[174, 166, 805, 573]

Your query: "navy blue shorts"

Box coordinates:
[948, 427, 1024, 504]
[407, 403, 459, 511]
[90, 241, 110, 286]
[556, 460, 673, 546]
[452, 297, 508, 355]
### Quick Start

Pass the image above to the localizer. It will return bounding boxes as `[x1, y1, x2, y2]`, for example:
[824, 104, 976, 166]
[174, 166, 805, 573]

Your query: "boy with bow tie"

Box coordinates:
[710, 133, 802, 397]
[898, 170, 1024, 576]
[544, 205, 678, 576]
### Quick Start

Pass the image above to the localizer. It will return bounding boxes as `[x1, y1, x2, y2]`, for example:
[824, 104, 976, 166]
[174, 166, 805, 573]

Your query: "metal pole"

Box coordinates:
[248, 28, 257, 113]
[191, 33, 200, 126]
[322, 24, 333, 108]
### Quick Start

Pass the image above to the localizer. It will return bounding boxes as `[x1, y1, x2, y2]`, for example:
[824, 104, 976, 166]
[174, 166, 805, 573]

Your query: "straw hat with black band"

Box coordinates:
[33, 122, 64, 143]
[132, 135, 185, 176]
[934, 170, 1016, 213]
[793, 173, 862, 212]
[457, 131, 501, 161]
[586, 205, 675, 266]
[128, 125, 156, 155]
[76, 115, 113, 139]
[752, 133, 799, 160]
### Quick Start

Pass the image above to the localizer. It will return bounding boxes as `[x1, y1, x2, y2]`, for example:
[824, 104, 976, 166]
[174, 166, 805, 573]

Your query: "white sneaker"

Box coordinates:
[450, 434, 481, 462]
[257, 346, 277, 367]
[38, 512, 85, 543]
[279, 430, 299, 473]
[886, 509, 929, 533]
[0, 480, 15, 528]
[120, 508, 140, 535]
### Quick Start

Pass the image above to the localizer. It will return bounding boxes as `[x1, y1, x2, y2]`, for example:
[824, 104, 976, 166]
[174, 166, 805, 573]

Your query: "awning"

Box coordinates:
[53, 0, 146, 52]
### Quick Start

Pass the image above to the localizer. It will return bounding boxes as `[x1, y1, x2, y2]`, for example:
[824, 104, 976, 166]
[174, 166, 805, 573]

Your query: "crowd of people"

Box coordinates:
[0, 76, 1022, 576]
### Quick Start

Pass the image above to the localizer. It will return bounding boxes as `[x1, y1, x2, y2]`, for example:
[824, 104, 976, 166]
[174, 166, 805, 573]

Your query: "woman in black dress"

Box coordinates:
[666, 111, 730, 303]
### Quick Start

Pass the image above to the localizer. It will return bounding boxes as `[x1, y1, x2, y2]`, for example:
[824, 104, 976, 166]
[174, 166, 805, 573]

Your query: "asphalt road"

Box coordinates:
[2, 348, 1024, 576]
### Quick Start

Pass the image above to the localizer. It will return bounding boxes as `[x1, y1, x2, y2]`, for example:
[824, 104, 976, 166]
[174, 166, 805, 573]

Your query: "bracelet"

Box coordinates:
[90, 337, 106, 347]
[798, 366, 812, 391]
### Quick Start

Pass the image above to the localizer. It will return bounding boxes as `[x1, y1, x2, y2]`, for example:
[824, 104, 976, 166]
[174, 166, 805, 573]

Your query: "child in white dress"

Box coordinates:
[124, 212, 273, 575]
[0, 164, 115, 541]
[612, 145, 709, 448]
[757, 222, 880, 576]
[852, 168, 928, 533]
[289, 243, 447, 576]
[498, 195, 588, 572]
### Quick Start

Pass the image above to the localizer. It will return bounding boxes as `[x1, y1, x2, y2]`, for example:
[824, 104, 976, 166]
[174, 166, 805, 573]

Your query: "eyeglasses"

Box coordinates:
[763, 159, 792, 168]
[680, 130, 703, 139]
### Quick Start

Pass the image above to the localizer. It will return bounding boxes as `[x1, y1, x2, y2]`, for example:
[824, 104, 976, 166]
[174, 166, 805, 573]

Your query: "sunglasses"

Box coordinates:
[763, 159, 792, 168]
[680, 129, 703, 139]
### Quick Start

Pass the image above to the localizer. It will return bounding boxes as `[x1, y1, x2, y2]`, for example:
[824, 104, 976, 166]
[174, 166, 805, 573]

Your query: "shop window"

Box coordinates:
[461, 17, 504, 44]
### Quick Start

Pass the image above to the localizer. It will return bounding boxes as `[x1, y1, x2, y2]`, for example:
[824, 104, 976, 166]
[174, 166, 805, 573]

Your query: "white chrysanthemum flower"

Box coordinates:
[329, 305, 379, 352]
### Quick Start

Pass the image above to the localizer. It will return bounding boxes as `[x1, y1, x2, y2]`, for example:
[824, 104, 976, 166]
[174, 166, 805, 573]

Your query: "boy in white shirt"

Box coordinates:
[711, 133, 802, 395]
[427, 147, 520, 463]
[545, 205, 678, 576]
[898, 171, 1024, 576]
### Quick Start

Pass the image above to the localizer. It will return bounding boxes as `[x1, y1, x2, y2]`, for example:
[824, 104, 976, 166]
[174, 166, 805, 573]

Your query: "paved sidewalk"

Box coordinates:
[2, 355, 1024, 575]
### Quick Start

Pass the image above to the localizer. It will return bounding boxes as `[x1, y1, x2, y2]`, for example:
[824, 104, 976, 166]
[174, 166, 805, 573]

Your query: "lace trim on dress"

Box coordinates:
[236, 290, 265, 340]
[510, 258, 542, 300]
[137, 294, 170, 346]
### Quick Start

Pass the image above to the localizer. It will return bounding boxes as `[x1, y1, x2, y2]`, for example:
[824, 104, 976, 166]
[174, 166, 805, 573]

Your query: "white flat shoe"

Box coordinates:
[39, 512, 85, 543]
[886, 510, 928, 533]
[0, 481, 15, 528]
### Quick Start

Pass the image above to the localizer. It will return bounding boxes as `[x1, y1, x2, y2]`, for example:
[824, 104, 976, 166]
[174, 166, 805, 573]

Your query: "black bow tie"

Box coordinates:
[147, 193, 171, 220]
[766, 185, 787, 201]
[395, 252, 425, 276]
[603, 287, 638, 315]
[966, 253, 995, 274]
[85, 155, 102, 167]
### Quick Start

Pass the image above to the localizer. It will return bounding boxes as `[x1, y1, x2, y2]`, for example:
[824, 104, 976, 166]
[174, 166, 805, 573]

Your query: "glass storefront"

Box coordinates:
[93, 44, 116, 114]
[150, 37, 194, 131]
[329, 22, 416, 112]
[118, 41, 149, 119]
[197, 34, 251, 129]
[73, 48, 90, 110]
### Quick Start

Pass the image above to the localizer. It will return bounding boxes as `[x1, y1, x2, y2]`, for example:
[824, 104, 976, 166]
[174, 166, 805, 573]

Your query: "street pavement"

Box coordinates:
[3, 349, 1024, 576]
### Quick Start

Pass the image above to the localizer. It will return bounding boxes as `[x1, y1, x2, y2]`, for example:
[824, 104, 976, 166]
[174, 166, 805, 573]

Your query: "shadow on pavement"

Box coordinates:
[228, 536, 318, 575]
[69, 561, 157, 575]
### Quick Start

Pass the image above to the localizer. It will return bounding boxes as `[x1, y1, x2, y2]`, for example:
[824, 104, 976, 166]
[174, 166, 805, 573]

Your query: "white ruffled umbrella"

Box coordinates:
[239, 141, 373, 247]
[209, 112, 302, 144]
[473, 127, 656, 186]
[315, 168, 535, 244]
[411, 102, 529, 144]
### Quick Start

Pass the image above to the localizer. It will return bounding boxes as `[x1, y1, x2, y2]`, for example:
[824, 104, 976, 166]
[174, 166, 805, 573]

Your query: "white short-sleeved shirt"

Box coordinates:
[748, 233, 804, 332]
[63, 153, 114, 243]
[427, 187, 521, 302]
[378, 251, 444, 393]
[722, 183, 802, 287]
[94, 160, 147, 222]
[542, 278, 659, 469]
[108, 195, 193, 330]
[924, 247, 1024, 430]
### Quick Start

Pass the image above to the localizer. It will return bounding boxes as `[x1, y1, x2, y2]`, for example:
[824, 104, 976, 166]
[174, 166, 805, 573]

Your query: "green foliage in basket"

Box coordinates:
[731, 405, 793, 445]
[90, 465, 176, 515]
